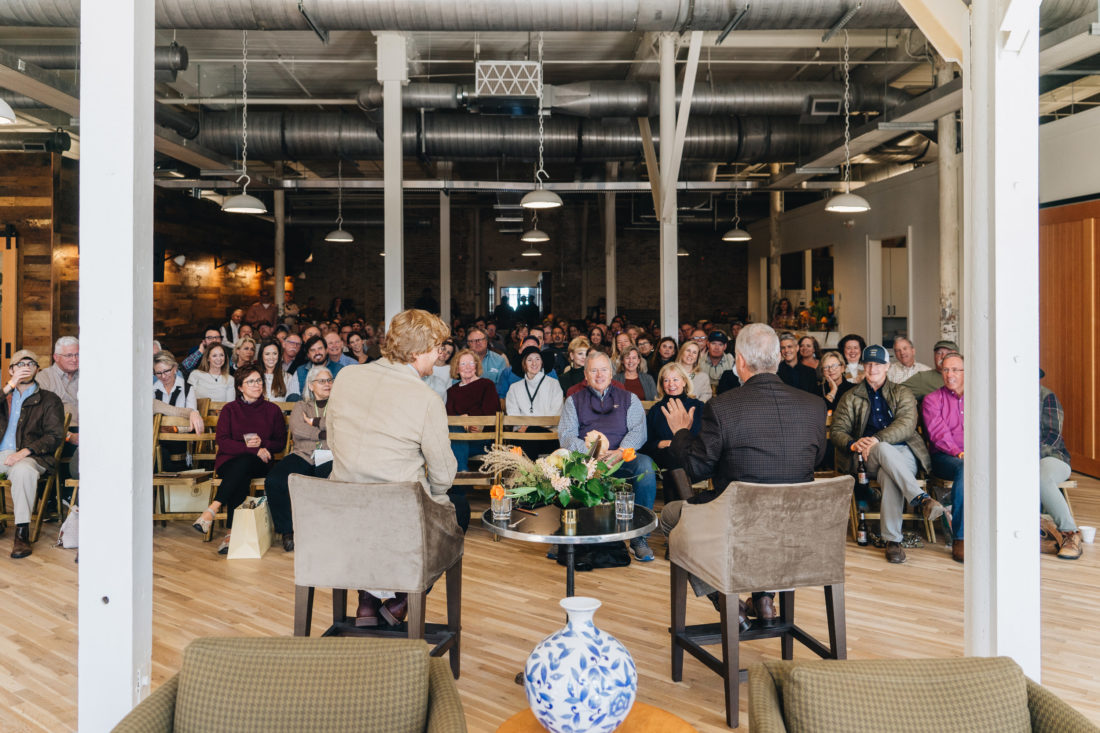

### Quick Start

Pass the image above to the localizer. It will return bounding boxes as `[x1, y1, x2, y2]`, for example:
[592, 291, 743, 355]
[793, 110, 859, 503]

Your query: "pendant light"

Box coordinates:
[222, 31, 266, 214]
[677, 246, 689, 257]
[324, 159, 354, 242]
[825, 30, 870, 214]
[521, 34, 562, 210]
[521, 211, 549, 243]
[522, 246, 542, 257]
[0, 98, 16, 125]
[721, 191, 752, 241]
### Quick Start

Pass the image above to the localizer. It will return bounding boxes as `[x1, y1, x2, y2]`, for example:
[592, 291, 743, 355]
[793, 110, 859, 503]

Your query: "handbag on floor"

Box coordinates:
[57, 507, 78, 549]
[227, 496, 273, 559]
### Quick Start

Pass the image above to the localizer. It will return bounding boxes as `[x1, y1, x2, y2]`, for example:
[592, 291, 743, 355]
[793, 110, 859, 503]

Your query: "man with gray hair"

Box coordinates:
[661, 323, 826, 627]
[886, 337, 930, 384]
[37, 336, 80, 479]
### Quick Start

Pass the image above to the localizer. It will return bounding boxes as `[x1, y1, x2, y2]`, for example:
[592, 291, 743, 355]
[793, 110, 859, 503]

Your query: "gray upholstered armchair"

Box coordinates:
[112, 637, 467, 733]
[749, 657, 1100, 733]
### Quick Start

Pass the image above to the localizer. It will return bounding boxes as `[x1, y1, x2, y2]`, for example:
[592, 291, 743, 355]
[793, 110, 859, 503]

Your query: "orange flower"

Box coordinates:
[510, 445, 523, 456]
[622, 447, 637, 462]
[490, 485, 506, 500]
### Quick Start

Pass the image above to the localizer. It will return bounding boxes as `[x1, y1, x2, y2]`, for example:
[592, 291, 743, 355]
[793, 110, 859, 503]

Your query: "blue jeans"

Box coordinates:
[614, 452, 657, 510]
[448, 426, 490, 471]
[931, 452, 965, 539]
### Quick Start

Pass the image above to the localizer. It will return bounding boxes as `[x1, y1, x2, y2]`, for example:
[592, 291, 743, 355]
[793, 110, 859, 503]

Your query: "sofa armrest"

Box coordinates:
[749, 663, 789, 733]
[425, 656, 467, 733]
[111, 674, 179, 733]
[1027, 678, 1100, 733]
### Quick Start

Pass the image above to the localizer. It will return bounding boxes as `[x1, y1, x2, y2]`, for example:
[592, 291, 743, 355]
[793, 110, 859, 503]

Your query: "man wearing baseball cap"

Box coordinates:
[902, 339, 959, 400]
[0, 350, 65, 559]
[701, 330, 734, 392]
[831, 344, 946, 563]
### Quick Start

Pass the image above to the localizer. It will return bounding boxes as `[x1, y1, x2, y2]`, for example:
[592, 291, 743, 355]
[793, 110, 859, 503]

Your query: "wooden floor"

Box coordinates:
[3, 476, 1100, 732]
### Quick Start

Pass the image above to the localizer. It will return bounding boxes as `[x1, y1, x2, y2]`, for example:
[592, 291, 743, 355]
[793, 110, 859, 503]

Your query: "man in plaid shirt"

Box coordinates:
[1039, 373, 1082, 559]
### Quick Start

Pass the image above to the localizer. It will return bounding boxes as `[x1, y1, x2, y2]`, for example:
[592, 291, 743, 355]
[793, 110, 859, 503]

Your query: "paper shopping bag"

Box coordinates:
[227, 496, 273, 559]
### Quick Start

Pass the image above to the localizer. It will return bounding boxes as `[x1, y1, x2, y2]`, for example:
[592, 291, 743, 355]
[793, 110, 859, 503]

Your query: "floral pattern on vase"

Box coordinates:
[525, 596, 638, 733]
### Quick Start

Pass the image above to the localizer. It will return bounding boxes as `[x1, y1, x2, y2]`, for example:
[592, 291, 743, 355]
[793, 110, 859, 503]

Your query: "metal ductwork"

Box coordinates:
[0, 131, 71, 153]
[0, 92, 48, 108]
[196, 110, 844, 163]
[0, 43, 188, 70]
[0, 0, 1088, 31]
[0, 90, 200, 138]
[356, 80, 911, 118]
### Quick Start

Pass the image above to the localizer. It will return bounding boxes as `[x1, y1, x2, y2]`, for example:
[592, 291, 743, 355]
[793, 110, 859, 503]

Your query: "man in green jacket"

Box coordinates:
[831, 345, 946, 564]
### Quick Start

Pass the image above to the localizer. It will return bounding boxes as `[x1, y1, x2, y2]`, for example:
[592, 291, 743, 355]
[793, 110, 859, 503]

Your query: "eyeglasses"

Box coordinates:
[14, 360, 37, 369]
[942, 367, 965, 374]
[692, 336, 706, 341]
[55, 353, 79, 359]
[154, 368, 175, 377]
[313, 378, 334, 385]
[241, 378, 263, 386]
[823, 364, 843, 371]
[467, 337, 486, 343]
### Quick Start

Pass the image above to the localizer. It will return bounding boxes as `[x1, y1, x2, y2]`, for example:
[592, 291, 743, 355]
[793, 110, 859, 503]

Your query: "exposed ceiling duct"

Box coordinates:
[356, 80, 911, 118]
[195, 110, 845, 163]
[0, 130, 71, 152]
[0, 0, 1089, 31]
[0, 43, 188, 70]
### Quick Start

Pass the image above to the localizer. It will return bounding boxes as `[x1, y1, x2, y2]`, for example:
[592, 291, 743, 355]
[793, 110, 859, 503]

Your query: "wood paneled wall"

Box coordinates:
[1039, 200, 1100, 477]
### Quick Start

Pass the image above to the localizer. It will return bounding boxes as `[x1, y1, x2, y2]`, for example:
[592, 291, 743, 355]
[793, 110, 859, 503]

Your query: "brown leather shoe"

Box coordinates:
[753, 595, 778, 625]
[885, 541, 906, 564]
[1040, 517, 1063, 554]
[951, 539, 964, 564]
[707, 593, 751, 632]
[355, 591, 381, 627]
[10, 524, 31, 559]
[919, 496, 946, 522]
[281, 532, 294, 552]
[1057, 530, 1083, 560]
[379, 593, 409, 626]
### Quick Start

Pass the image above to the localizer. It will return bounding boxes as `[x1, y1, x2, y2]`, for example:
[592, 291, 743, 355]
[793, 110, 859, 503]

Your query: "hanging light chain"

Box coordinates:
[733, 191, 742, 227]
[536, 32, 546, 184]
[238, 29, 251, 192]
[336, 158, 343, 227]
[842, 29, 851, 193]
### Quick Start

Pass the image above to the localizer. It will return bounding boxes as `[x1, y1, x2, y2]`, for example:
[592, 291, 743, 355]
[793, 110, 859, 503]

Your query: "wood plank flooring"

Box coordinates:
[2, 475, 1099, 732]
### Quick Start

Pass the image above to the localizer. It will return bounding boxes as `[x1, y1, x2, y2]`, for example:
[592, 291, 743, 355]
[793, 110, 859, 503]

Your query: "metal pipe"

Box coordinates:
[0, 43, 188, 70]
[0, 130, 71, 152]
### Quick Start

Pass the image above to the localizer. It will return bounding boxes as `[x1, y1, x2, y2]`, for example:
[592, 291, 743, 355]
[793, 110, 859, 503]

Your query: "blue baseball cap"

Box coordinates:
[861, 344, 889, 365]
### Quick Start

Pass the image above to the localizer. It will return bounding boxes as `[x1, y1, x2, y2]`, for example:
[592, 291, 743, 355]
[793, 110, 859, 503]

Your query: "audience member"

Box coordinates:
[651, 337, 678, 374]
[505, 346, 564, 419]
[830, 344, 945, 564]
[675, 341, 713, 402]
[558, 351, 658, 561]
[817, 350, 853, 413]
[558, 337, 590, 394]
[153, 351, 197, 411]
[798, 335, 821, 370]
[644, 363, 704, 486]
[613, 346, 657, 402]
[446, 349, 500, 479]
[36, 336, 80, 478]
[837, 333, 867, 384]
[886, 337, 931, 383]
[256, 322, 274, 341]
[258, 340, 299, 402]
[347, 333, 370, 365]
[221, 308, 245, 344]
[238, 324, 254, 341]
[293, 335, 343, 392]
[923, 353, 966, 562]
[700, 331, 734, 392]
[245, 290, 277, 327]
[325, 332, 356, 368]
[1038, 371, 1083, 560]
[424, 340, 456, 401]
[263, 366, 334, 553]
[902, 340, 958, 400]
[465, 327, 509, 395]
[777, 333, 818, 394]
[0, 350, 65, 559]
[587, 326, 610, 356]
[283, 333, 304, 373]
[180, 326, 225, 375]
[231, 336, 257, 372]
[192, 365, 287, 555]
[281, 291, 300, 320]
[660, 324, 825, 627]
[186, 343, 235, 402]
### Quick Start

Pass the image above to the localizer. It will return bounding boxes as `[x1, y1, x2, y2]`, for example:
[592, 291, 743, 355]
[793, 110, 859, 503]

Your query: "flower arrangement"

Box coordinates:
[479, 438, 637, 508]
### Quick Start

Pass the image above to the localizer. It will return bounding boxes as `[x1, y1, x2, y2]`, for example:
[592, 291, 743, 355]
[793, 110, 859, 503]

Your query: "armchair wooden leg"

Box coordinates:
[406, 592, 426, 640]
[670, 562, 687, 683]
[779, 590, 795, 660]
[719, 593, 740, 729]
[332, 589, 348, 625]
[30, 478, 51, 543]
[294, 585, 314, 637]
[825, 583, 847, 659]
[446, 558, 462, 679]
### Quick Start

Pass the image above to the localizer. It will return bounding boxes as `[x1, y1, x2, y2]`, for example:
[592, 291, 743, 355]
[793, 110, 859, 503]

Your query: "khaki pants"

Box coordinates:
[0, 451, 46, 524]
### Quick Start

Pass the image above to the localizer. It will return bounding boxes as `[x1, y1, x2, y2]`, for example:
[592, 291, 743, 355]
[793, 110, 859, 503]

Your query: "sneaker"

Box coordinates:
[546, 545, 558, 560]
[884, 541, 906, 564]
[1057, 530, 1083, 560]
[630, 537, 654, 562]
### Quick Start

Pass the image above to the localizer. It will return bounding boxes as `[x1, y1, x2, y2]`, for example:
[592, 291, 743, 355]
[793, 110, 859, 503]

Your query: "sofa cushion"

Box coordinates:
[174, 637, 430, 733]
[782, 657, 1031, 733]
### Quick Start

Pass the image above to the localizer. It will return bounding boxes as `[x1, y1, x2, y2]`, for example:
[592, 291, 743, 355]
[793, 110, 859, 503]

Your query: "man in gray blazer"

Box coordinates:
[661, 323, 826, 628]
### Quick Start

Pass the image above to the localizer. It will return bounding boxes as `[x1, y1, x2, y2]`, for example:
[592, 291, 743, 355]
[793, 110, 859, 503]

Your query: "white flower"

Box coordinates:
[585, 459, 598, 480]
[547, 448, 571, 471]
[551, 475, 571, 493]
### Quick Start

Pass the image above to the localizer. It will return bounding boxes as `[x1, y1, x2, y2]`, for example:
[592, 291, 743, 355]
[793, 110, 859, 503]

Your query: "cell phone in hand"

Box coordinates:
[243, 432, 259, 442]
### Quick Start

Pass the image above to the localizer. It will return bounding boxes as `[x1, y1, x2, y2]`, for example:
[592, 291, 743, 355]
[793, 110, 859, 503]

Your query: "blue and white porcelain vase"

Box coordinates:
[524, 597, 638, 733]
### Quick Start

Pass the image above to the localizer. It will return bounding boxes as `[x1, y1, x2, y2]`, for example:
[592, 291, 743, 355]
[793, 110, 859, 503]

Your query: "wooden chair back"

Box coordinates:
[446, 414, 500, 442]
[499, 414, 560, 456]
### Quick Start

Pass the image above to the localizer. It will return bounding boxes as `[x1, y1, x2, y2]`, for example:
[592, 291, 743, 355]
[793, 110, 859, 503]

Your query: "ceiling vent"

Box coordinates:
[475, 61, 542, 97]
[801, 96, 843, 124]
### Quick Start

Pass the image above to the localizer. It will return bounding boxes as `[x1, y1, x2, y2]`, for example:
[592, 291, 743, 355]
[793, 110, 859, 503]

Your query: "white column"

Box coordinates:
[658, 32, 678, 337]
[78, 0, 154, 729]
[963, 0, 1041, 678]
[937, 62, 960, 344]
[376, 32, 407, 323]
[274, 186, 286, 314]
[604, 161, 618, 321]
[440, 191, 451, 324]
[769, 163, 782, 316]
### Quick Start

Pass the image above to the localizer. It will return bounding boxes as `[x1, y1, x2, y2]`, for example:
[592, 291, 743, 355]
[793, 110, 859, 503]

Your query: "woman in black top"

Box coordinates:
[645, 363, 705, 501]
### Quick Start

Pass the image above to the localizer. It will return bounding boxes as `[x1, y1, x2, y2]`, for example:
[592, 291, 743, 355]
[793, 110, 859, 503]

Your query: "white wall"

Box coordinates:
[1039, 105, 1100, 204]
[747, 163, 952, 356]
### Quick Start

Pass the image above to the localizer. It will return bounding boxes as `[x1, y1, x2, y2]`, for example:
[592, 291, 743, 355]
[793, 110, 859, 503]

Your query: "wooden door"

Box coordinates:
[1039, 200, 1100, 477]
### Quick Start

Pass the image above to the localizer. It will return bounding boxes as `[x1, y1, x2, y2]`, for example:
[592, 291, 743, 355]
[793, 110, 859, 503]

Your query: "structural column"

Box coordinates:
[604, 161, 618, 322]
[937, 62, 960, 343]
[78, 0, 154, 729]
[963, 0, 1041, 678]
[658, 32, 679, 337]
[274, 178, 286, 313]
[376, 32, 407, 324]
[769, 162, 783, 318]
[440, 190, 451, 324]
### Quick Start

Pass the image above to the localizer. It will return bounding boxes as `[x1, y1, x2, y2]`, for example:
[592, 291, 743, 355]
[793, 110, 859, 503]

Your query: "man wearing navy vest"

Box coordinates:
[558, 351, 658, 561]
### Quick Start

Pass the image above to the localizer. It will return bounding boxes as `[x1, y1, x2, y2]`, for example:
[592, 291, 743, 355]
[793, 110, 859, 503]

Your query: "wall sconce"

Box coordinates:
[297, 271, 307, 280]
[4, 224, 17, 250]
[165, 253, 187, 267]
[304, 251, 313, 263]
[214, 257, 239, 272]
[265, 267, 274, 275]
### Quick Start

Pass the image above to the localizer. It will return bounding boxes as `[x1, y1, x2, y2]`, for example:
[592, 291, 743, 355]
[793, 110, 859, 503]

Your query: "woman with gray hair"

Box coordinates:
[262, 365, 334, 552]
[153, 351, 197, 411]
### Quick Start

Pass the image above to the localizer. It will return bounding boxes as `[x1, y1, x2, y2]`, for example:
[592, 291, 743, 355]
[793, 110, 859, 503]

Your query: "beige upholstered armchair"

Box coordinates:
[112, 637, 467, 733]
[749, 657, 1100, 733]
[669, 475, 854, 728]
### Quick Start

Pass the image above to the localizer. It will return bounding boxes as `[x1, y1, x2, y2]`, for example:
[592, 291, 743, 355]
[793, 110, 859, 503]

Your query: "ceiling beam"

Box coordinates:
[897, 0, 969, 64]
[692, 29, 905, 49]
[1039, 10, 1100, 75]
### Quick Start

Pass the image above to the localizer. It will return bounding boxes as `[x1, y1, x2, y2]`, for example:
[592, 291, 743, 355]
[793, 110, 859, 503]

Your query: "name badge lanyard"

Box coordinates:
[524, 375, 546, 414]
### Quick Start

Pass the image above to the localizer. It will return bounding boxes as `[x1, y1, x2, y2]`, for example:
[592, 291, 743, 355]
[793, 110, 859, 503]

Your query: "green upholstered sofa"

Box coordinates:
[112, 637, 467, 733]
[749, 657, 1099, 733]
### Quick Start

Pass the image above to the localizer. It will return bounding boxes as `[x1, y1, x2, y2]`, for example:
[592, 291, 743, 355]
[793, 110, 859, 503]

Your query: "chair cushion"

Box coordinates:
[174, 637, 430, 733]
[781, 657, 1031, 733]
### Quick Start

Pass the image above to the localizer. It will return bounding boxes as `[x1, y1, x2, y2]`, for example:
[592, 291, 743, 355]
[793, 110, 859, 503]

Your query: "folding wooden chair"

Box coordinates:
[447, 413, 500, 489]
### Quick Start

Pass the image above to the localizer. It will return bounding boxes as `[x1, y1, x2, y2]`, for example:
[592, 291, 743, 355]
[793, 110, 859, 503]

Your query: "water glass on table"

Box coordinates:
[491, 495, 513, 520]
[615, 491, 635, 520]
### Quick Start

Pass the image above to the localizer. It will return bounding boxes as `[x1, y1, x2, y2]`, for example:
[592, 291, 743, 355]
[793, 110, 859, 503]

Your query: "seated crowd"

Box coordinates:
[4, 293, 1084, 590]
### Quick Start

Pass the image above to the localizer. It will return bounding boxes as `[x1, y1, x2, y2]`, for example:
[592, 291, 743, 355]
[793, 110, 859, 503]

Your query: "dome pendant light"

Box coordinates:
[521, 211, 550, 243]
[521, 246, 543, 257]
[722, 191, 752, 241]
[826, 30, 870, 215]
[222, 30, 267, 215]
[521, 34, 563, 211]
[0, 97, 16, 125]
[325, 159, 354, 242]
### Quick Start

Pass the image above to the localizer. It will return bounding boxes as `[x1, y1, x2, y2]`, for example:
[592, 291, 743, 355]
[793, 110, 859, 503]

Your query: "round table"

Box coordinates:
[481, 503, 657, 597]
[496, 702, 697, 732]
